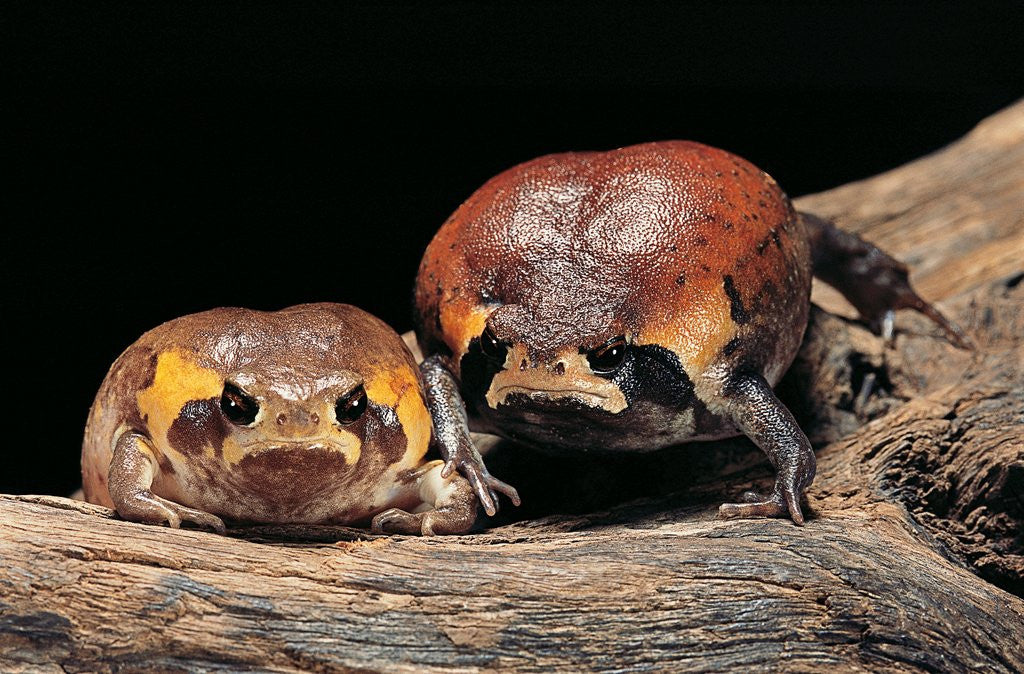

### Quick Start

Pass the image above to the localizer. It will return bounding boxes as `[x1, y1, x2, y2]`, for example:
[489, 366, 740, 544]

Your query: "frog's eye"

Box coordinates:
[220, 382, 259, 426]
[335, 385, 367, 425]
[480, 325, 509, 363]
[586, 336, 628, 374]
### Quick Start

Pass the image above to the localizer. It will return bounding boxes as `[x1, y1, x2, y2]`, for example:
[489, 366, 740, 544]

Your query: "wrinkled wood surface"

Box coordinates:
[2, 101, 1023, 673]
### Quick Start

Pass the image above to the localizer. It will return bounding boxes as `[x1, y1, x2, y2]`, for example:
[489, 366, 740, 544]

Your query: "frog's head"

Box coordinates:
[453, 290, 700, 453]
[417, 145, 717, 425]
[135, 304, 432, 502]
[467, 300, 631, 415]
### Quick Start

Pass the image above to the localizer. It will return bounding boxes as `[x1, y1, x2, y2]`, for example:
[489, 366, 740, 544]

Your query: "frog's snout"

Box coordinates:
[252, 401, 360, 454]
[272, 406, 322, 432]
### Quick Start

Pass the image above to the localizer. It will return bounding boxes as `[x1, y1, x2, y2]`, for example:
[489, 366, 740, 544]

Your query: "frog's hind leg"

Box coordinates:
[371, 460, 477, 536]
[108, 431, 226, 533]
[799, 212, 971, 348]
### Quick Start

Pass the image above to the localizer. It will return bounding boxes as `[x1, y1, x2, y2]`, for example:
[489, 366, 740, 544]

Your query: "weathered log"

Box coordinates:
[2, 101, 1022, 673]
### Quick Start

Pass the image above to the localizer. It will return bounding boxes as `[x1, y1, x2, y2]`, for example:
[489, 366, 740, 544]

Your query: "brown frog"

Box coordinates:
[81, 303, 477, 535]
[414, 141, 967, 524]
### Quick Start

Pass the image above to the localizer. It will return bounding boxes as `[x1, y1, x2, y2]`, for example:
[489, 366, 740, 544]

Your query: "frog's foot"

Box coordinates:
[108, 430, 227, 534]
[719, 372, 816, 526]
[371, 508, 423, 535]
[440, 451, 521, 518]
[372, 461, 478, 536]
[719, 488, 805, 525]
[117, 491, 227, 533]
[372, 508, 467, 536]
[800, 211, 972, 349]
[421, 354, 521, 516]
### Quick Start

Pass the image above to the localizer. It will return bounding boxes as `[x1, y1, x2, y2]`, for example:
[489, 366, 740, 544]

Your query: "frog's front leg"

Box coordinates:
[420, 354, 520, 516]
[108, 431, 226, 533]
[371, 461, 478, 535]
[800, 211, 971, 348]
[716, 373, 816, 525]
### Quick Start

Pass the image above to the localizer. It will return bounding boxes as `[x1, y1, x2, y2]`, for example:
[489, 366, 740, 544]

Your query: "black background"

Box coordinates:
[5, 2, 1022, 496]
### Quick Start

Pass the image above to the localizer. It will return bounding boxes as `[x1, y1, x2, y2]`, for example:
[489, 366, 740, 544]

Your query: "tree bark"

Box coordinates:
[3, 101, 1023, 673]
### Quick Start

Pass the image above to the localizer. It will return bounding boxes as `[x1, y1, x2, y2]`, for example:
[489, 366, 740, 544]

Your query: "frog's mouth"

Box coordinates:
[485, 361, 628, 414]
[252, 441, 345, 453]
[236, 437, 362, 466]
[492, 385, 611, 409]
[500, 390, 631, 418]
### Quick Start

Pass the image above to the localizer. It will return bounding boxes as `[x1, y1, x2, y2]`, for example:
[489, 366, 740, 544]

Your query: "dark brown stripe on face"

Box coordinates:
[723, 275, 750, 324]
[331, 402, 408, 489]
[364, 402, 408, 466]
[167, 397, 228, 456]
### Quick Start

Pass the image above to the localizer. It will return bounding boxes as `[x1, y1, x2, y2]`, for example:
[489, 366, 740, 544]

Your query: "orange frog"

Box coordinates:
[414, 142, 966, 523]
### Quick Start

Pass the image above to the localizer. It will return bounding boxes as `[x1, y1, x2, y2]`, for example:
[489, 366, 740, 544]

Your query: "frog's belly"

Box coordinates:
[470, 397, 739, 454]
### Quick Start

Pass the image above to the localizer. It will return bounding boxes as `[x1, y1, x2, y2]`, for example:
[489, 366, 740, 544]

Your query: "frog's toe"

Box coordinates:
[454, 458, 520, 516]
[480, 473, 521, 508]
[719, 489, 804, 525]
[174, 505, 226, 534]
[155, 499, 225, 533]
[372, 508, 423, 535]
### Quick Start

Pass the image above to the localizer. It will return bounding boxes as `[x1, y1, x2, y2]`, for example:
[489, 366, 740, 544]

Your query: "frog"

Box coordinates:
[413, 141, 968, 524]
[81, 302, 477, 536]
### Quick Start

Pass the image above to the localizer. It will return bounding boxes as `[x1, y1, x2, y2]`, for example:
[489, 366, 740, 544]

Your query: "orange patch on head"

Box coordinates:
[439, 301, 490, 361]
[636, 287, 737, 375]
[135, 349, 224, 459]
[365, 364, 432, 469]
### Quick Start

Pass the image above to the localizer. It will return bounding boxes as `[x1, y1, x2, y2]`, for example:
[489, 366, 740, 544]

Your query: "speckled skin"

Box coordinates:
[415, 141, 965, 523]
[82, 303, 477, 536]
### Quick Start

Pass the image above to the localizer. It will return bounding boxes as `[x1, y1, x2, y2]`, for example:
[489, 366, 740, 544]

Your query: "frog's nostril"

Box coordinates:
[276, 413, 287, 425]
[520, 359, 528, 371]
[310, 412, 320, 425]
[553, 362, 566, 375]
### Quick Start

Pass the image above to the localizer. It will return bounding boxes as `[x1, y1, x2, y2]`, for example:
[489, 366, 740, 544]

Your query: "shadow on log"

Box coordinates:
[2, 101, 1023, 672]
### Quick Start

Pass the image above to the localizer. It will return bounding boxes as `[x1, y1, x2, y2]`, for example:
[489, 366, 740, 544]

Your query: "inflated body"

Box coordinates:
[82, 303, 476, 535]
[414, 141, 966, 523]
